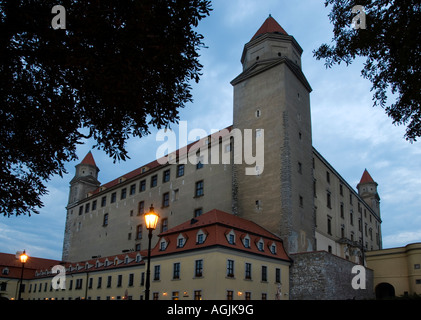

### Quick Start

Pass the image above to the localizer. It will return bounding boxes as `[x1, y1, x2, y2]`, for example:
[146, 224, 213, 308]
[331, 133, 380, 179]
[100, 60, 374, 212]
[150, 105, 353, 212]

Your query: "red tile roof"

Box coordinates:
[152, 209, 291, 262]
[251, 15, 288, 41]
[89, 126, 233, 195]
[359, 169, 375, 184]
[80, 151, 97, 167]
[0, 252, 61, 280]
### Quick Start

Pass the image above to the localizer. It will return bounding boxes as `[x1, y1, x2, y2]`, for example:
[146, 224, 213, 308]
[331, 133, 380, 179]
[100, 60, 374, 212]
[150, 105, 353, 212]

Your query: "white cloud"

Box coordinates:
[383, 230, 421, 248]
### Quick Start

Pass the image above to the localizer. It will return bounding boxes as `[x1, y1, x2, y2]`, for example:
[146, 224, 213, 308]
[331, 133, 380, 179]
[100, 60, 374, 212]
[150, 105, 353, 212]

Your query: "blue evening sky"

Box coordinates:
[1, 0, 420, 260]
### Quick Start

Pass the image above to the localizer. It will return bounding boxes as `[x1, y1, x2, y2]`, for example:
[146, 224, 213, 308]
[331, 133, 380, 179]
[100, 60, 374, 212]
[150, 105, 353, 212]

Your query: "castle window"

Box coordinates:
[195, 260, 203, 277]
[194, 208, 203, 217]
[173, 263, 181, 279]
[103, 214, 108, 227]
[111, 192, 116, 203]
[227, 230, 235, 244]
[101, 196, 106, 207]
[299, 195, 303, 207]
[160, 240, 167, 251]
[79, 206, 83, 215]
[163, 169, 170, 183]
[243, 236, 251, 248]
[136, 225, 142, 240]
[154, 265, 161, 280]
[162, 192, 170, 207]
[196, 229, 206, 244]
[261, 266, 267, 282]
[161, 218, 168, 232]
[138, 201, 144, 215]
[327, 191, 332, 208]
[139, 180, 146, 192]
[270, 243, 277, 254]
[196, 157, 204, 169]
[92, 200, 97, 210]
[121, 188, 126, 200]
[151, 175, 158, 188]
[130, 184, 136, 195]
[177, 234, 185, 248]
[257, 239, 264, 251]
[245, 263, 252, 280]
[177, 164, 185, 177]
[276, 268, 281, 283]
[195, 180, 204, 197]
[326, 171, 330, 183]
[255, 109, 261, 118]
[227, 260, 234, 278]
[327, 216, 332, 235]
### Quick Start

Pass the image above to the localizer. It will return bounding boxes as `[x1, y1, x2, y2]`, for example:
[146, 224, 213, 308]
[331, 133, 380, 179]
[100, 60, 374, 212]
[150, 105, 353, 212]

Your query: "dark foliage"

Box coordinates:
[314, 0, 421, 142]
[0, 0, 212, 216]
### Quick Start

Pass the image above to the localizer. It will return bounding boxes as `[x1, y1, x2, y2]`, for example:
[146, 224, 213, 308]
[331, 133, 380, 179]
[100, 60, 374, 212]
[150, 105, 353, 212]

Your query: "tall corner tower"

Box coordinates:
[357, 169, 380, 217]
[63, 151, 100, 261]
[231, 15, 314, 254]
[68, 151, 101, 206]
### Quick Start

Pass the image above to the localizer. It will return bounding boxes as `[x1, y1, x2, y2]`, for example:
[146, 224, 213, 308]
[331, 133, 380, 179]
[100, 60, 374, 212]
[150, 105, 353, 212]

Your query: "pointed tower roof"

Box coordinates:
[359, 169, 375, 185]
[80, 151, 97, 167]
[251, 14, 288, 41]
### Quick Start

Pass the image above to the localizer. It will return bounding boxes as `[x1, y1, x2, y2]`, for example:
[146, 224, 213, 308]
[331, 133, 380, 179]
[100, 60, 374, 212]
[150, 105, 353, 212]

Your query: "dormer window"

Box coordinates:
[226, 230, 236, 245]
[196, 229, 207, 244]
[270, 242, 277, 254]
[177, 234, 186, 248]
[229, 234, 235, 244]
[257, 238, 264, 251]
[160, 239, 167, 251]
[135, 254, 142, 263]
[243, 235, 251, 248]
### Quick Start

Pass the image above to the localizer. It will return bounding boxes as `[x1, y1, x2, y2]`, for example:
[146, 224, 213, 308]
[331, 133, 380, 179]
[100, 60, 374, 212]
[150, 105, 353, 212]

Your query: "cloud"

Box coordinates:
[383, 230, 421, 248]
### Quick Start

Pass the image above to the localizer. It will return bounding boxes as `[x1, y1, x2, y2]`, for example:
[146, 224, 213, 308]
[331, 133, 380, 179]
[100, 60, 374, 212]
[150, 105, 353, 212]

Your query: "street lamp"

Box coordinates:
[144, 204, 159, 301]
[18, 250, 28, 300]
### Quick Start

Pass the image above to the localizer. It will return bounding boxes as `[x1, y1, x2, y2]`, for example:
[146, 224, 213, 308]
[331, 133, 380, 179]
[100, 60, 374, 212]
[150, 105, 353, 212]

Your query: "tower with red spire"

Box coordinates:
[232, 15, 314, 254]
[357, 169, 380, 217]
[68, 151, 101, 205]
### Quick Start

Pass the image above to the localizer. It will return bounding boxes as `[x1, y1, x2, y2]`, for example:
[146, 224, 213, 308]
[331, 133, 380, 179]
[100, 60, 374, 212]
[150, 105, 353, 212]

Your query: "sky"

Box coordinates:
[1, 0, 420, 261]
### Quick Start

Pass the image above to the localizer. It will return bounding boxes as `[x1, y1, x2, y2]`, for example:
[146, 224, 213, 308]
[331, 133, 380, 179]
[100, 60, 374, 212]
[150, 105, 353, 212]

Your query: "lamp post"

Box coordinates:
[18, 250, 28, 300]
[144, 204, 159, 301]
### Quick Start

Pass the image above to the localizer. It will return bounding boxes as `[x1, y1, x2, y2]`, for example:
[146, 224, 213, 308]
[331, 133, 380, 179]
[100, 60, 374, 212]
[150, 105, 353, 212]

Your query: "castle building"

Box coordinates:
[0, 15, 389, 301]
[62, 16, 382, 264]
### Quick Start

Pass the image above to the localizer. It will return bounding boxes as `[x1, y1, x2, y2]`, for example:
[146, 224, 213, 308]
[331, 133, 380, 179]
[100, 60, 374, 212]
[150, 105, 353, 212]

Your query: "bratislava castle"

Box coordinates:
[63, 16, 382, 264]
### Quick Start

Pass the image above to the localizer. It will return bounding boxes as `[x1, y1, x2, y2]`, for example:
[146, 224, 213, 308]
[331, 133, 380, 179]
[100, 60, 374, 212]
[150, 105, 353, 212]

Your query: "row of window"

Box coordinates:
[26, 260, 282, 296]
[23, 290, 271, 301]
[76, 162, 207, 216]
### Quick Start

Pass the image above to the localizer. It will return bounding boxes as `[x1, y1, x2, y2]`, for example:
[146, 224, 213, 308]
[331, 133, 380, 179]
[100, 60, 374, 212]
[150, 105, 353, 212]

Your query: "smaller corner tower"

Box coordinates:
[357, 169, 380, 217]
[68, 151, 100, 205]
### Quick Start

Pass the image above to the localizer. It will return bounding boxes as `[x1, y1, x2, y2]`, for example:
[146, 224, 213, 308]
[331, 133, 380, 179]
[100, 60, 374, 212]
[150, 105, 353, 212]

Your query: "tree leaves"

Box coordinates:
[0, 0, 212, 216]
[314, 0, 421, 142]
